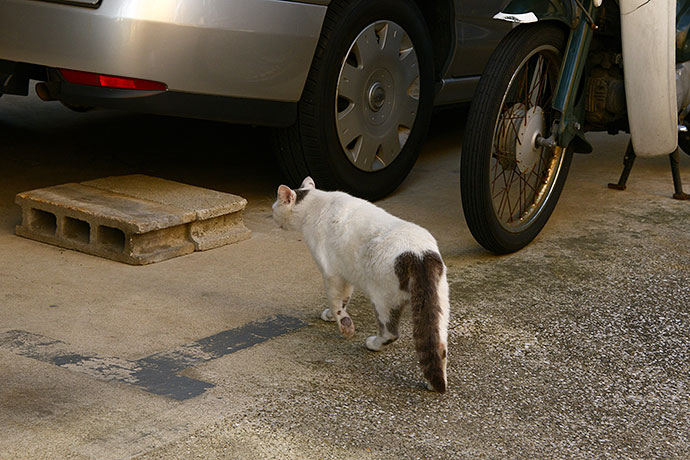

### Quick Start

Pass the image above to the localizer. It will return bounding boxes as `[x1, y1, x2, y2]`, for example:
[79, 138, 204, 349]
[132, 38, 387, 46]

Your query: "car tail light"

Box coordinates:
[59, 69, 167, 91]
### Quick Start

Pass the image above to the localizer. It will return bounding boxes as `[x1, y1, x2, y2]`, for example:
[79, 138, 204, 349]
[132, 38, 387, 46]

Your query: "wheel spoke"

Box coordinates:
[338, 63, 363, 102]
[491, 169, 507, 207]
[519, 171, 530, 218]
[399, 48, 419, 87]
[510, 176, 521, 221]
[380, 22, 404, 60]
[337, 104, 363, 146]
[519, 167, 540, 195]
[353, 136, 378, 170]
[530, 154, 545, 183]
[490, 154, 501, 189]
[495, 165, 512, 220]
[536, 64, 550, 106]
[508, 168, 522, 222]
[528, 55, 545, 107]
[354, 28, 383, 70]
[510, 117, 522, 147]
[398, 94, 418, 129]
[501, 169, 516, 222]
[379, 130, 401, 165]
[517, 64, 530, 110]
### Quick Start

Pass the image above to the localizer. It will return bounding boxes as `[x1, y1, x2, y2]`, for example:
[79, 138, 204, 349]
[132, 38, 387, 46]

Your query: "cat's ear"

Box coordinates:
[277, 185, 296, 205]
[300, 176, 316, 190]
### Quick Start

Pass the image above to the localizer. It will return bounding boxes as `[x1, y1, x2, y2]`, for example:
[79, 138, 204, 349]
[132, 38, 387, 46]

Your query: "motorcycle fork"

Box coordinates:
[552, 1, 598, 149]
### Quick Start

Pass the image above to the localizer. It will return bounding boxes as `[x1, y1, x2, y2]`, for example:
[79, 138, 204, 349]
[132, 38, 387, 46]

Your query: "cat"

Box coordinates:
[272, 177, 450, 393]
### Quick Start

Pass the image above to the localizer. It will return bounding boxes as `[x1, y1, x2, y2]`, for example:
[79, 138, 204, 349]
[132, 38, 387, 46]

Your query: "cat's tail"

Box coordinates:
[397, 251, 449, 393]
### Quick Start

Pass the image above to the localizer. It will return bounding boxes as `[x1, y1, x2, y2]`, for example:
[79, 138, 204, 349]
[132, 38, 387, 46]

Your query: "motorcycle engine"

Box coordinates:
[584, 50, 627, 131]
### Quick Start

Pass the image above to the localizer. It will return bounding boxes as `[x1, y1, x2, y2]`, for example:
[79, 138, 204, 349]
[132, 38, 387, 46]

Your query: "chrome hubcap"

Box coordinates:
[335, 20, 420, 172]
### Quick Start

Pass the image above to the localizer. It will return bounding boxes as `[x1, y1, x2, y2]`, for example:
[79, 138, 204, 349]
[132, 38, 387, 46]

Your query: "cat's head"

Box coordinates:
[272, 176, 316, 230]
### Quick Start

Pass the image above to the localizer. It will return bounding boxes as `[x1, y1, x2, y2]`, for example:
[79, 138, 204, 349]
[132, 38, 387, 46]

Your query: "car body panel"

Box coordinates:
[450, 1, 513, 78]
[1, 0, 510, 119]
[493, 0, 574, 27]
[35, 0, 101, 7]
[0, 0, 326, 102]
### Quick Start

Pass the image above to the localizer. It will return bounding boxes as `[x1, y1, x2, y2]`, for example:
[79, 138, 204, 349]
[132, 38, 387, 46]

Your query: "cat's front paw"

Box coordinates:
[365, 336, 382, 351]
[339, 316, 355, 338]
[320, 308, 335, 322]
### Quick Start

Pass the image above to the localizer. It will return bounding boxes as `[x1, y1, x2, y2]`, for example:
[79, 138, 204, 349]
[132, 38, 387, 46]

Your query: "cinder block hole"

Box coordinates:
[29, 209, 57, 236]
[98, 225, 125, 252]
[63, 217, 90, 244]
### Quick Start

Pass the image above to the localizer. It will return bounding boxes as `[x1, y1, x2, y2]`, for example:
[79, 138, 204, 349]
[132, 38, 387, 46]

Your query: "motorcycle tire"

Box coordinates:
[272, 0, 434, 200]
[461, 23, 572, 254]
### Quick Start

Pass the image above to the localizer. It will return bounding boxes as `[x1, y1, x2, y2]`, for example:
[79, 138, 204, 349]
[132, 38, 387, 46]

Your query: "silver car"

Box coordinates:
[0, 0, 509, 199]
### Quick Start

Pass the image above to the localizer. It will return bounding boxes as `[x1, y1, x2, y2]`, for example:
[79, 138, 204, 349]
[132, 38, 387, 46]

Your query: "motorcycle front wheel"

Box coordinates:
[461, 24, 572, 254]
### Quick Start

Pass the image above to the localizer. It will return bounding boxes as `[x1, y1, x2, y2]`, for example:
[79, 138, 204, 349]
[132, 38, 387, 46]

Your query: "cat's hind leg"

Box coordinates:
[322, 276, 355, 338]
[366, 302, 405, 351]
[320, 309, 336, 322]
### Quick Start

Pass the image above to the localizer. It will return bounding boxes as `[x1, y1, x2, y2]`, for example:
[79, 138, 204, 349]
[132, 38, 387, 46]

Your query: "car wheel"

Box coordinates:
[273, 0, 434, 200]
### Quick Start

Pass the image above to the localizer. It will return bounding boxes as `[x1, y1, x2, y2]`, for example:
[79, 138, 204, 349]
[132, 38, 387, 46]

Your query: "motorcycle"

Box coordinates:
[460, 0, 690, 254]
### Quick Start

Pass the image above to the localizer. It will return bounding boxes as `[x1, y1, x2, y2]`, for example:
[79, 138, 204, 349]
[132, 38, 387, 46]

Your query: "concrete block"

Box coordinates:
[15, 176, 251, 264]
[83, 175, 246, 220]
[83, 175, 251, 251]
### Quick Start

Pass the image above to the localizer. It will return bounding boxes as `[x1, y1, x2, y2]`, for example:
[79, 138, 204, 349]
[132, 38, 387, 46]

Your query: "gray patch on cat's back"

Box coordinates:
[295, 188, 310, 204]
[394, 252, 415, 292]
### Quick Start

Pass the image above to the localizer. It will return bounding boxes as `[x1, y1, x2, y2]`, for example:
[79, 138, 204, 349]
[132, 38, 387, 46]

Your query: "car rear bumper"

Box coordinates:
[58, 79, 298, 127]
[0, 0, 326, 102]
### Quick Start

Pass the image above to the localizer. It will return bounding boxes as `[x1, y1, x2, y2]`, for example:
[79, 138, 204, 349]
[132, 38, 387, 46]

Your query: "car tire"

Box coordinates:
[273, 0, 434, 200]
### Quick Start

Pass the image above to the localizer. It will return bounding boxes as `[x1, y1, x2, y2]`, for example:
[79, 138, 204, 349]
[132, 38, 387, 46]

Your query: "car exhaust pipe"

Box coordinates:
[35, 81, 59, 101]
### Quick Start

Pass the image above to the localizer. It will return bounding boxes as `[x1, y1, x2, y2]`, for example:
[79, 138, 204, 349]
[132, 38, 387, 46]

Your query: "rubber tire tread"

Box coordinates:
[272, 0, 347, 189]
[461, 23, 571, 254]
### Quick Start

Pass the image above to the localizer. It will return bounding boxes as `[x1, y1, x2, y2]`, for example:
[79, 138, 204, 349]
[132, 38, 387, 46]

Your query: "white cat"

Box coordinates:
[273, 177, 450, 393]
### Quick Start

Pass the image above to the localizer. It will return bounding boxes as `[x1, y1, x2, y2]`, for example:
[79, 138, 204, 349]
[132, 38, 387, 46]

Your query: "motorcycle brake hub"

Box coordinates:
[497, 103, 526, 170]
[515, 106, 545, 174]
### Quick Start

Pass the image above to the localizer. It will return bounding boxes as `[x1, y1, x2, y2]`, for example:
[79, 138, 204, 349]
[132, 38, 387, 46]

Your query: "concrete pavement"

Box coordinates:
[1, 91, 689, 459]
